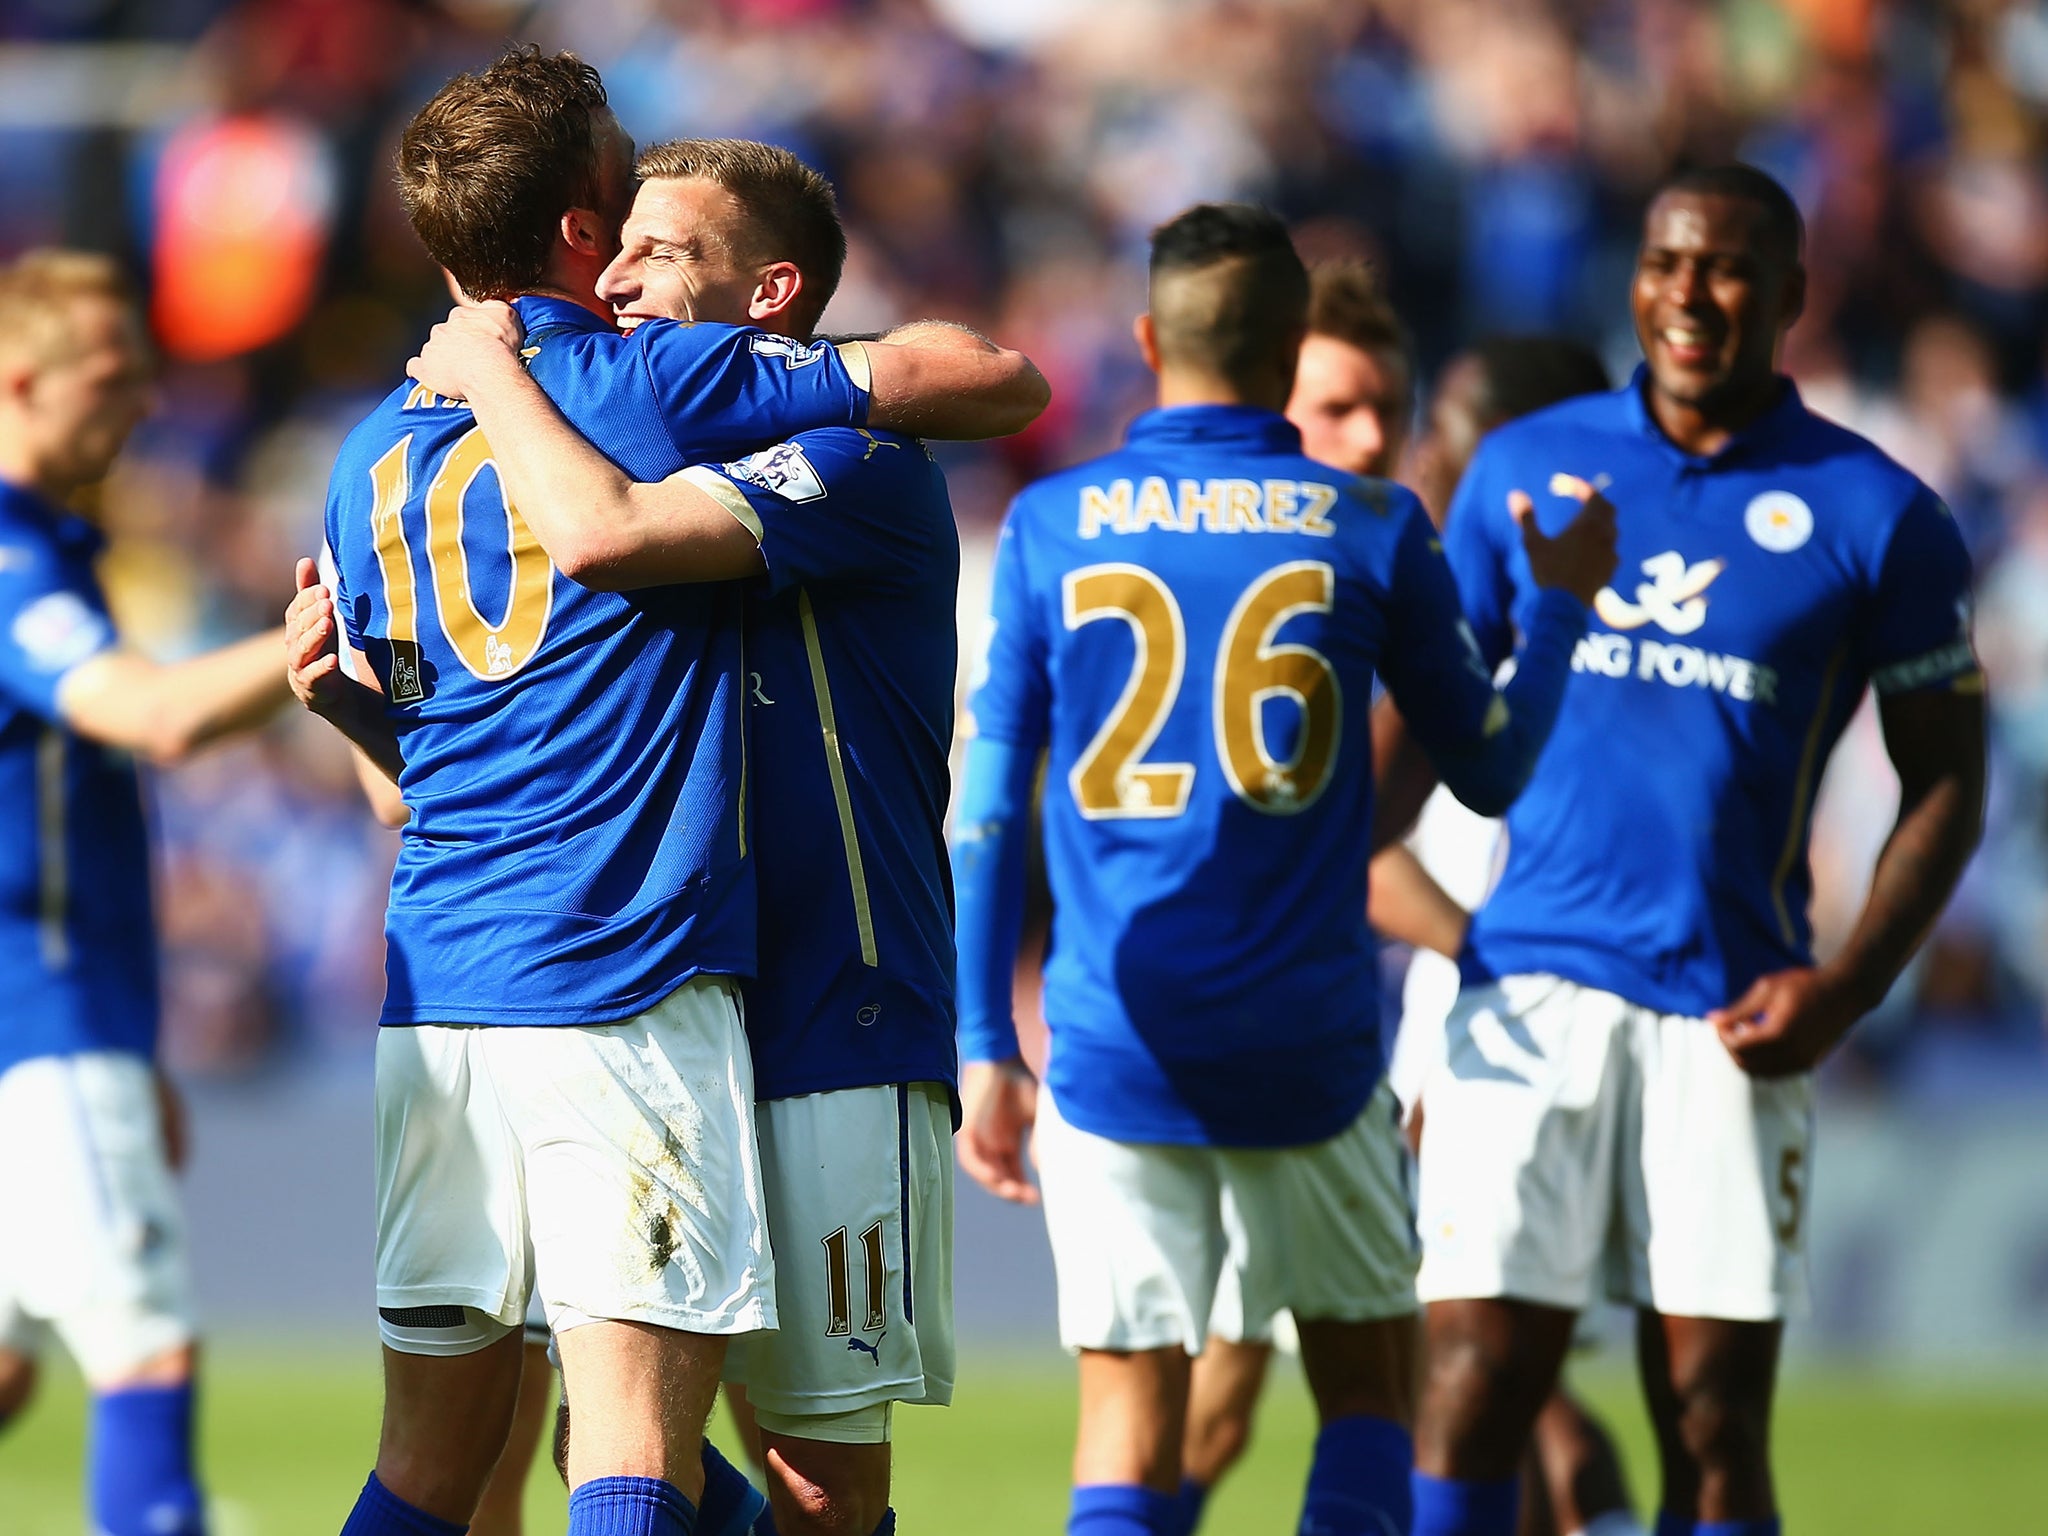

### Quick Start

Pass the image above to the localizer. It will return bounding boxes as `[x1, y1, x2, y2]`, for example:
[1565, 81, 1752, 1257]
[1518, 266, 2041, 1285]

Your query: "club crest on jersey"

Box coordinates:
[748, 334, 832, 370]
[1593, 550, 1724, 635]
[725, 442, 827, 504]
[1744, 491, 1813, 553]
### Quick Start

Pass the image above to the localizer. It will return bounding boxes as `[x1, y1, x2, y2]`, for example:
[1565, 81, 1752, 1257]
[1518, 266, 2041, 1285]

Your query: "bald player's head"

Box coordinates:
[1139, 204, 1308, 407]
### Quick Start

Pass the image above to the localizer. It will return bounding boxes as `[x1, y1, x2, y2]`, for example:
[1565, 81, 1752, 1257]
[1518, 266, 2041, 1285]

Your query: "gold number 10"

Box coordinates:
[1064, 560, 1342, 819]
[365, 428, 554, 693]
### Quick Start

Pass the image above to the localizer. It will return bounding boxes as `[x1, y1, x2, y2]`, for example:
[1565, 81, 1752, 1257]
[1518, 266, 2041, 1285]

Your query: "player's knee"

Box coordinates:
[0, 1350, 39, 1426]
[1666, 1378, 1770, 1476]
[758, 1408, 892, 1536]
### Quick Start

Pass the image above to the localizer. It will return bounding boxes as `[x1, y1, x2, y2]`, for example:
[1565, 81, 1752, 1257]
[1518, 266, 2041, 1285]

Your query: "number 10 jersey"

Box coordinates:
[324, 296, 871, 1027]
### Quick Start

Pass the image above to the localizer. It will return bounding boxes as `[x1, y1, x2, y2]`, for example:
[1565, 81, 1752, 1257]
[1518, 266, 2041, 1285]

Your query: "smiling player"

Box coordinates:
[1398, 165, 1988, 1536]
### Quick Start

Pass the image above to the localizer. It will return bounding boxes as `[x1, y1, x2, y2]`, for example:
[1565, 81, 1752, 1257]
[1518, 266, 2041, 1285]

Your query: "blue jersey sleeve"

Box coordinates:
[951, 735, 1037, 1064]
[1441, 446, 1520, 668]
[963, 509, 1051, 751]
[1861, 487, 1981, 696]
[687, 428, 944, 596]
[0, 541, 117, 722]
[635, 323, 870, 453]
[1378, 501, 1585, 817]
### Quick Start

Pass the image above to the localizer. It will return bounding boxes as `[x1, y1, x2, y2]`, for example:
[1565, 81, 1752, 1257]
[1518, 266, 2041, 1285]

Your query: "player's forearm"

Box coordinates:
[310, 675, 406, 786]
[1427, 589, 1585, 817]
[1826, 748, 1985, 1017]
[861, 334, 1050, 441]
[456, 354, 758, 589]
[59, 629, 291, 765]
[951, 735, 1038, 1063]
[1370, 702, 1440, 853]
[1368, 845, 1469, 959]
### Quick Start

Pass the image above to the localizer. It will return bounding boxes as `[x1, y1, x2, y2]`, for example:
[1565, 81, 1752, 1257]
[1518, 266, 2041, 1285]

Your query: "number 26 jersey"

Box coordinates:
[969, 404, 1565, 1148]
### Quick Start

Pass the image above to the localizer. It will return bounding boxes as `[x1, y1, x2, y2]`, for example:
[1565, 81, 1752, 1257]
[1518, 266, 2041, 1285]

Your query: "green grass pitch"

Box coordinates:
[2, 1347, 2044, 1532]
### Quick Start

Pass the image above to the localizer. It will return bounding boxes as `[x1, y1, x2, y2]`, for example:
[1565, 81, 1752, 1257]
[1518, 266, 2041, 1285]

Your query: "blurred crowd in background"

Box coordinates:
[4, 0, 2048, 1091]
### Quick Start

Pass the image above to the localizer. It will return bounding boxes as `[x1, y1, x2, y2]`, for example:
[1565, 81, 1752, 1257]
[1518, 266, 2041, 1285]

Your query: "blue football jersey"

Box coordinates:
[679, 428, 960, 1102]
[1446, 371, 1980, 1019]
[965, 405, 1585, 1147]
[0, 480, 156, 1073]
[324, 297, 870, 1026]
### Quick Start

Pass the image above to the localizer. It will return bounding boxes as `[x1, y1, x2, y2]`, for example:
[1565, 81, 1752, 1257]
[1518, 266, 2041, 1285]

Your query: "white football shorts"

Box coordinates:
[1416, 974, 1814, 1322]
[374, 976, 774, 1355]
[1036, 1079, 1418, 1356]
[724, 1082, 955, 1443]
[0, 1051, 197, 1382]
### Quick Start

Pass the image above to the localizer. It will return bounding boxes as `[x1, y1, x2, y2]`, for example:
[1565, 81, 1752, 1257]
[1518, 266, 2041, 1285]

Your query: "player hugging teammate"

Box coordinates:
[958, 167, 1984, 1536]
[285, 44, 1046, 1536]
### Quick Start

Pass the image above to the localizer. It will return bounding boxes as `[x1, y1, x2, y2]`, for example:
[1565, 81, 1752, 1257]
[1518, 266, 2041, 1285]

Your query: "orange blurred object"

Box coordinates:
[151, 113, 334, 363]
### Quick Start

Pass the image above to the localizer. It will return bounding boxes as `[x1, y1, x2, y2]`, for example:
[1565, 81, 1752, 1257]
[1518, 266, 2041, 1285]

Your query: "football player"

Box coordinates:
[395, 133, 1048, 1536]
[290, 52, 1039, 1536]
[1396, 165, 1987, 1536]
[951, 203, 1616, 1536]
[0, 248, 294, 1536]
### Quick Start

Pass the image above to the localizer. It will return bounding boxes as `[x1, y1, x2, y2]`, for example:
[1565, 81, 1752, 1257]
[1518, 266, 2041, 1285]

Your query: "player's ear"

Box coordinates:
[1133, 313, 1162, 375]
[559, 205, 608, 258]
[749, 261, 804, 326]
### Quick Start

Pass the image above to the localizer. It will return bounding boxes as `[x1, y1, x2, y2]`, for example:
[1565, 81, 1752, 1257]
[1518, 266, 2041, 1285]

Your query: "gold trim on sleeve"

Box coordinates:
[679, 465, 764, 542]
[836, 340, 874, 394]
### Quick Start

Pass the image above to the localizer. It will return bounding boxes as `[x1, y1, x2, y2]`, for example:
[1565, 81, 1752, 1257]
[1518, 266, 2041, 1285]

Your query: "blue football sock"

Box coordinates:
[1071, 1483, 1176, 1536]
[697, 1442, 766, 1536]
[1695, 1522, 1779, 1536]
[1301, 1414, 1412, 1536]
[1411, 1471, 1518, 1536]
[568, 1475, 698, 1536]
[869, 1512, 897, 1536]
[1166, 1478, 1210, 1536]
[1654, 1514, 1693, 1536]
[90, 1381, 205, 1536]
[755, 1504, 780, 1536]
[338, 1472, 466, 1536]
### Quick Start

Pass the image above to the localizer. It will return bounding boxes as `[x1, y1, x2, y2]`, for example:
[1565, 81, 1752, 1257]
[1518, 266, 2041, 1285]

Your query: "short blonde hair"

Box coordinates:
[0, 249, 136, 368]
[634, 139, 846, 331]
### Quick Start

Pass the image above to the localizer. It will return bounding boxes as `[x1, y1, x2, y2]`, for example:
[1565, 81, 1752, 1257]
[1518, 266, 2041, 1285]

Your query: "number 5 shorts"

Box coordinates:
[1034, 1077, 1419, 1356]
[723, 1081, 956, 1444]
[1415, 973, 1815, 1322]
[373, 975, 775, 1355]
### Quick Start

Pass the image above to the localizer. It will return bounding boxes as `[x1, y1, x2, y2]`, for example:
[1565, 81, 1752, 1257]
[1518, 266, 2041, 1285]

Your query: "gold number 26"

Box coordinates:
[1063, 560, 1341, 819]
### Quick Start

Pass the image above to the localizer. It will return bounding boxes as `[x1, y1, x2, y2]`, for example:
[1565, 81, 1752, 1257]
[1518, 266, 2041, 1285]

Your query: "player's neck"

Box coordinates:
[1155, 369, 1288, 412]
[0, 430, 66, 505]
[1646, 371, 1784, 458]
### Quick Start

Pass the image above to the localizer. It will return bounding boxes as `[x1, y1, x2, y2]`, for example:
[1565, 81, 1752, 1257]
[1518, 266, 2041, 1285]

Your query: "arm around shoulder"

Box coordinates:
[857, 323, 1050, 441]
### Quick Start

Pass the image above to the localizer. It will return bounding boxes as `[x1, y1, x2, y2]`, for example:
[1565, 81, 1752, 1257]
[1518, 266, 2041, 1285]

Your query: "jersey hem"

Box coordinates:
[1461, 942, 1744, 1023]
[375, 961, 749, 1028]
[1047, 1078, 1377, 1151]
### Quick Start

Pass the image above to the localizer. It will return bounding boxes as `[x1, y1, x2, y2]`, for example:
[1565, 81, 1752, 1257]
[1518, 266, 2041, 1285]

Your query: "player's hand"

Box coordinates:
[408, 301, 527, 393]
[957, 1056, 1040, 1205]
[1707, 964, 1867, 1078]
[1514, 474, 1619, 607]
[407, 300, 527, 402]
[155, 1067, 188, 1174]
[286, 557, 345, 714]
